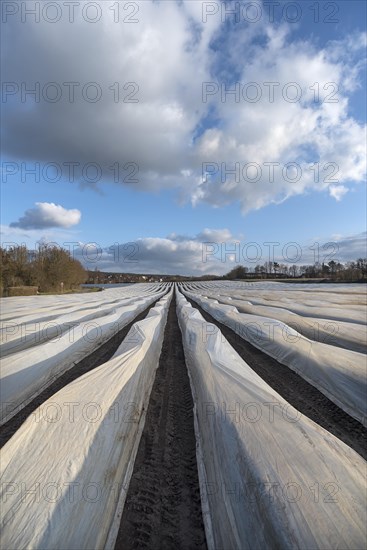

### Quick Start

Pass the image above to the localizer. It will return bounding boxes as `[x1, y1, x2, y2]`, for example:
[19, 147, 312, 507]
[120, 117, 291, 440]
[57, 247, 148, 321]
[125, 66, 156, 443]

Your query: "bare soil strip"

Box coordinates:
[115, 295, 207, 550]
[186, 296, 367, 461]
[0, 298, 161, 448]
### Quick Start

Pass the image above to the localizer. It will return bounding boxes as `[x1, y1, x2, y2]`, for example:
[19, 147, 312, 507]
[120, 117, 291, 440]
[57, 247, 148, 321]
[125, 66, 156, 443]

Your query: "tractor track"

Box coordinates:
[115, 295, 207, 550]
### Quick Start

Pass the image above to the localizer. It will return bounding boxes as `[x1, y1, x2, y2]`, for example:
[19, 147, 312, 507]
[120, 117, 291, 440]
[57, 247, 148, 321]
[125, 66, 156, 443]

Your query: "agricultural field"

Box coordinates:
[0, 282, 366, 549]
[3, 0, 366, 547]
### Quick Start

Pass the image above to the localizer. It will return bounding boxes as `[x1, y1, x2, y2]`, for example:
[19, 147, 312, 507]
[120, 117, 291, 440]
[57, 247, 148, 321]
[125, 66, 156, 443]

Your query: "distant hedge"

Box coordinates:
[7, 286, 39, 296]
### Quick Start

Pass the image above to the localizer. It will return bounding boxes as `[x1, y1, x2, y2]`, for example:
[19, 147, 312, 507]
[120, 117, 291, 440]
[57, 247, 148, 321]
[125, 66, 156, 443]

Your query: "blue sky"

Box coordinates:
[1, 0, 366, 275]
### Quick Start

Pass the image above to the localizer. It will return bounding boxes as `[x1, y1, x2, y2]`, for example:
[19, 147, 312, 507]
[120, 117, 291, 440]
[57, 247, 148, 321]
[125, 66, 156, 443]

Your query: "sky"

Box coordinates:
[1, 0, 366, 275]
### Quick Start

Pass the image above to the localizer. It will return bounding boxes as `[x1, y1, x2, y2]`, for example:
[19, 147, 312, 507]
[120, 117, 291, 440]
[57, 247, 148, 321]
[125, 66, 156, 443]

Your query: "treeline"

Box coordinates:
[1, 245, 86, 295]
[87, 270, 219, 284]
[226, 259, 367, 281]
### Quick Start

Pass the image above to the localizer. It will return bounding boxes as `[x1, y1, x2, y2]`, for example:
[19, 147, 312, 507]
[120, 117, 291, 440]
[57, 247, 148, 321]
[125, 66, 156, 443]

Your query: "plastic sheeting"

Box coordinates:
[0, 283, 169, 323]
[1, 295, 157, 356]
[184, 280, 366, 298]
[182, 290, 367, 426]
[0, 290, 172, 550]
[182, 282, 367, 324]
[197, 294, 366, 354]
[0, 284, 170, 351]
[1, 289, 168, 425]
[176, 289, 367, 550]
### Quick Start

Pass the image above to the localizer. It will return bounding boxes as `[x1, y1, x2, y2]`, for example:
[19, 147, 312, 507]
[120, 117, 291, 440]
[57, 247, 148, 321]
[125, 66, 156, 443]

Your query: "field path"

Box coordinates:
[115, 294, 207, 550]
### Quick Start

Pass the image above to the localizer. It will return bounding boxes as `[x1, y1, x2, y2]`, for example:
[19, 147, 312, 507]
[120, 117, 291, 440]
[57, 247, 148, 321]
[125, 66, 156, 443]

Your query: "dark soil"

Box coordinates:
[115, 295, 207, 550]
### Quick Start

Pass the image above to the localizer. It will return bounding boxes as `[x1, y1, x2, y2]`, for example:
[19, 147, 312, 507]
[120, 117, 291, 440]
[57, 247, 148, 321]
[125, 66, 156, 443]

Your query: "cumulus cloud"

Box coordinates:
[326, 232, 367, 261]
[297, 232, 367, 264]
[2, 222, 364, 275]
[72, 229, 236, 275]
[329, 185, 348, 201]
[1, 1, 366, 212]
[70, 230, 366, 275]
[10, 203, 81, 229]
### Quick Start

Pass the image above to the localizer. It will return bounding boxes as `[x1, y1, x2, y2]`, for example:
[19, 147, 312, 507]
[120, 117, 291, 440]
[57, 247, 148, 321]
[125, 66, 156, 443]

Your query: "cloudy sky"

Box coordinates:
[1, 0, 366, 275]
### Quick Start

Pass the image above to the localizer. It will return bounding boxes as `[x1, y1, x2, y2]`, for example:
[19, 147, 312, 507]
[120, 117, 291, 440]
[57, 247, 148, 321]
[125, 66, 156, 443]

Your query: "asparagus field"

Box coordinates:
[1, 282, 366, 549]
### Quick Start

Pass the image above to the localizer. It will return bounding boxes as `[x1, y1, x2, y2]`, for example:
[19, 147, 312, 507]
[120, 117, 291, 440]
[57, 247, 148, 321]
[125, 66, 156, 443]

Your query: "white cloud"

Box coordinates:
[71, 230, 367, 275]
[2, 2, 366, 213]
[329, 185, 348, 201]
[193, 27, 366, 212]
[2, 224, 365, 275]
[72, 229, 236, 275]
[297, 232, 367, 264]
[10, 203, 81, 229]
